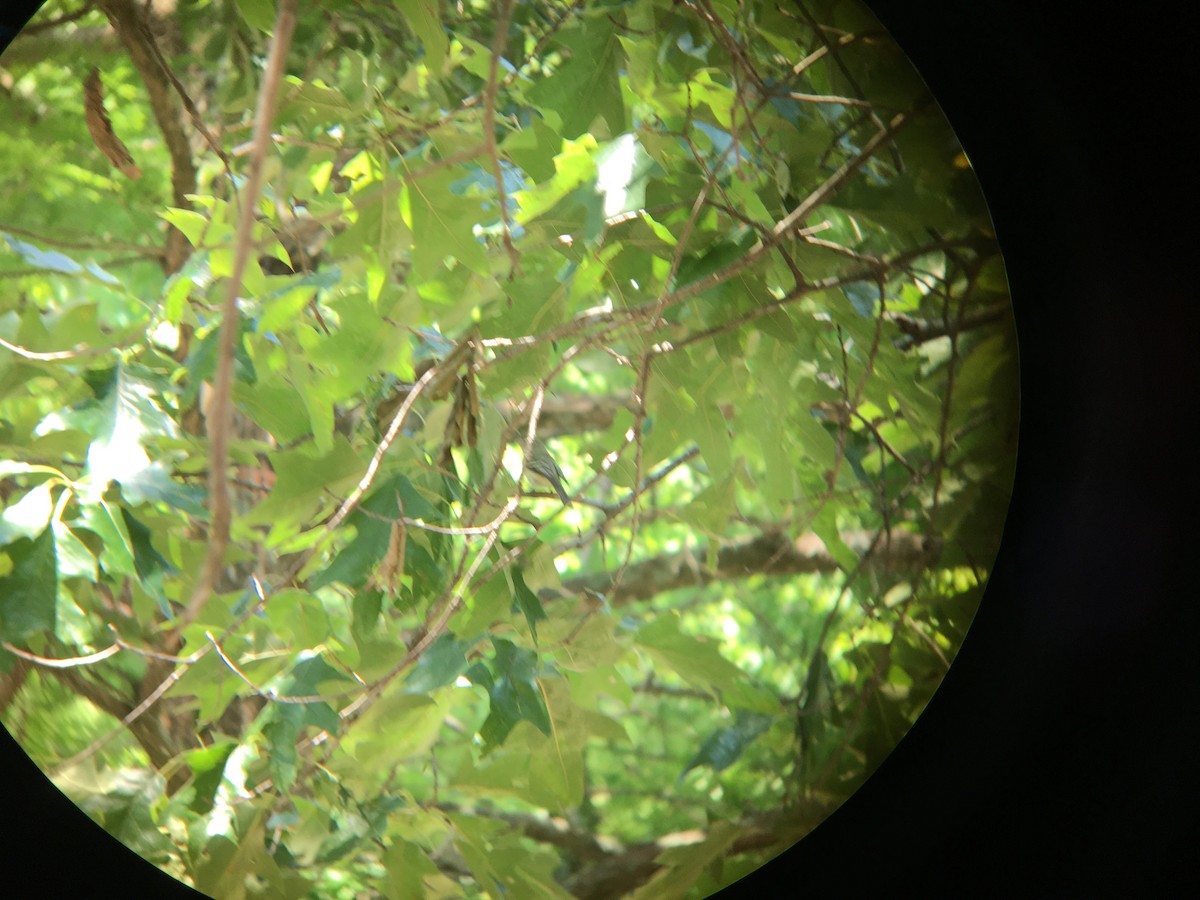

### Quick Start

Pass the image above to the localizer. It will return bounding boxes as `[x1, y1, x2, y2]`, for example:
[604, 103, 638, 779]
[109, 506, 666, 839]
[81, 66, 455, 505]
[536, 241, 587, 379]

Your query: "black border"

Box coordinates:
[724, 1, 1199, 895]
[3, 0, 1197, 895]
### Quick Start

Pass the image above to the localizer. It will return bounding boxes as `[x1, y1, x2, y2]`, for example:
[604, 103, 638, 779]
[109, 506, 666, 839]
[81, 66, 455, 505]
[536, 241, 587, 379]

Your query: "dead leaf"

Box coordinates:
[84, 68, 142, 179]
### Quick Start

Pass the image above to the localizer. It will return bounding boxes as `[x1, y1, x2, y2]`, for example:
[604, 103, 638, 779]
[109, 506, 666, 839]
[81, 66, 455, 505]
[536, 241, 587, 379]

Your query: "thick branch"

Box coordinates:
[0, 657, 31, 716]
[44, 666, 185, 788]
[98, 0, 197, 273]
[888, 303, 1010, 347]
[563, 529, 930, 605]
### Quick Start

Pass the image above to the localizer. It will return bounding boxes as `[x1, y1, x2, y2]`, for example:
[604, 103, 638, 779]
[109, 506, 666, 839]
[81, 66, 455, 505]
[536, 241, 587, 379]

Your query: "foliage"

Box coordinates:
[0, 1, 1016, 897]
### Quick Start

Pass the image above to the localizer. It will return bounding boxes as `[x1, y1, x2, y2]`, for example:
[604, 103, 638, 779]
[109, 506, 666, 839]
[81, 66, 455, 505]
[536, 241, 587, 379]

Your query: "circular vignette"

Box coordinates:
[0, 1, 1020, 897]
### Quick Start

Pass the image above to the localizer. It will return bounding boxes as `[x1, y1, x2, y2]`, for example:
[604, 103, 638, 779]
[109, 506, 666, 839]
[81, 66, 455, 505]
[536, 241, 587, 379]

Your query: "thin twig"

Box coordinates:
[1, 642, 120, 669]
[609, 351, 655, 594]
[481, 0, 521, 278]
[0, 335, 92, 361]
[556, 445, 702, 555]
[205, 631, 362, 704]
[0, 223, 154, 254]
[97, 0, 199, 273]
[176, 0, 298, 633]
[793, 1, 904, 172]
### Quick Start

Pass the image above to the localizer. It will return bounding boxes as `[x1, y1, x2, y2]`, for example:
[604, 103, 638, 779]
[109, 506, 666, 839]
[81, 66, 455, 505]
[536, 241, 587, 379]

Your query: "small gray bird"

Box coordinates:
[528, 439, 571, 505]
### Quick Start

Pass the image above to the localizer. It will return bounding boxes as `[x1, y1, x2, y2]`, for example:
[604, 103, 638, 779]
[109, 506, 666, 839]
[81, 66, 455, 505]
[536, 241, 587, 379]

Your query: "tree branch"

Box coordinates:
[175, 0, 298, 636]
[563, 529, 930, 605]
[97, 0, 198, 273]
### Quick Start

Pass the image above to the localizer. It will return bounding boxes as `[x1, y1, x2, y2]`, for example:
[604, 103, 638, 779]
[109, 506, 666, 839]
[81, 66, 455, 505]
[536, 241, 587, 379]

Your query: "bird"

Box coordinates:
[527, 439, 571, 505]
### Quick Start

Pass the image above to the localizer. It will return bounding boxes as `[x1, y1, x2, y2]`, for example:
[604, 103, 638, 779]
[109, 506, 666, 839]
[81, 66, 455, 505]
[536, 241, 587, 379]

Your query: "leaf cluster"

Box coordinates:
[0, 1, 1016, 897]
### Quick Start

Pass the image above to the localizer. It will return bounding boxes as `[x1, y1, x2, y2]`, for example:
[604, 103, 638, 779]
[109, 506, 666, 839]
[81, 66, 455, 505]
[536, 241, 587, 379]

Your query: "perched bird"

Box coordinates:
[527, 439, 571, 505]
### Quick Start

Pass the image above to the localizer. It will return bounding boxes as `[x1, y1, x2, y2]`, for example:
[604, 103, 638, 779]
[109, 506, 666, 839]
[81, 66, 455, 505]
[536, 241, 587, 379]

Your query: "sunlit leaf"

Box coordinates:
[0, 527, 57, 641]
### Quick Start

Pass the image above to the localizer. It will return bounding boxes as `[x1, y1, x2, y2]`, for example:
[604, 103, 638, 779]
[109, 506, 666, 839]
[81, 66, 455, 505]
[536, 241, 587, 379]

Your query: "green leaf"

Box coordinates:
[191, 810, 275, 897]
[405, 169, 490, 283]
[257, 285, 319, 335]
[0, 527, 57, 642]
[755, 401, 800, 514]
[0, 480, 55, 544]
[721, 678, 782, 715]
[186, 317, 257, 387]
[51, 519, 98, 581]
[509, 563, 547, 643]
[594, 133, 657, 218]
[119, 464, 207, 516]
[261, 589, 331, 649]
[311, 472, 448, 593]
[183, 741, 237, 814]
[672, 227, 757, 292]
[307, 292, 406, 400]
[481, 269, 568, 338]
[630, 821, 739, 900]
[977, 254, 1009, 293]
[641, 210, 677, 246]
[680, 710, 774, 778]
[258, 657, 347, 788]
[69, 364, 179, 503]
[241, 436, 365, 538]
[160, 208, 217, 248]
[119, 507, 176, 613]
[513, 134, 598, 226]
[396, 0, 448, 72]
[281, 79, 354, 123]
[350, 587, 383, 640]
[64, 766, 173, 861]
[792, 405, 839, 472]
[233, 378, 310, 444]
[265, 652, 336, 699]
[468, 638, 552, 750]
[0, 461, 62, 478]
[341, 692, 441, 770]
[634, 613, 746, 698]
[456, 574, 513, 637]
[160, 251, 213, 323]
[400, 633, 472, 695]
[503, 115, 562, 183]
[526, 15, 625, 139]
[384, 840, 443, 900]
[234, 0, 275, 33]
[812, 505, 859, 572]
[843, 282, 880, 317]
[447, 813, 509, 896]
[686, 475, 736, 535]
[119, 508, 176, 583]
[76, 500, 136, 577]
[693, 399, 732, 481]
